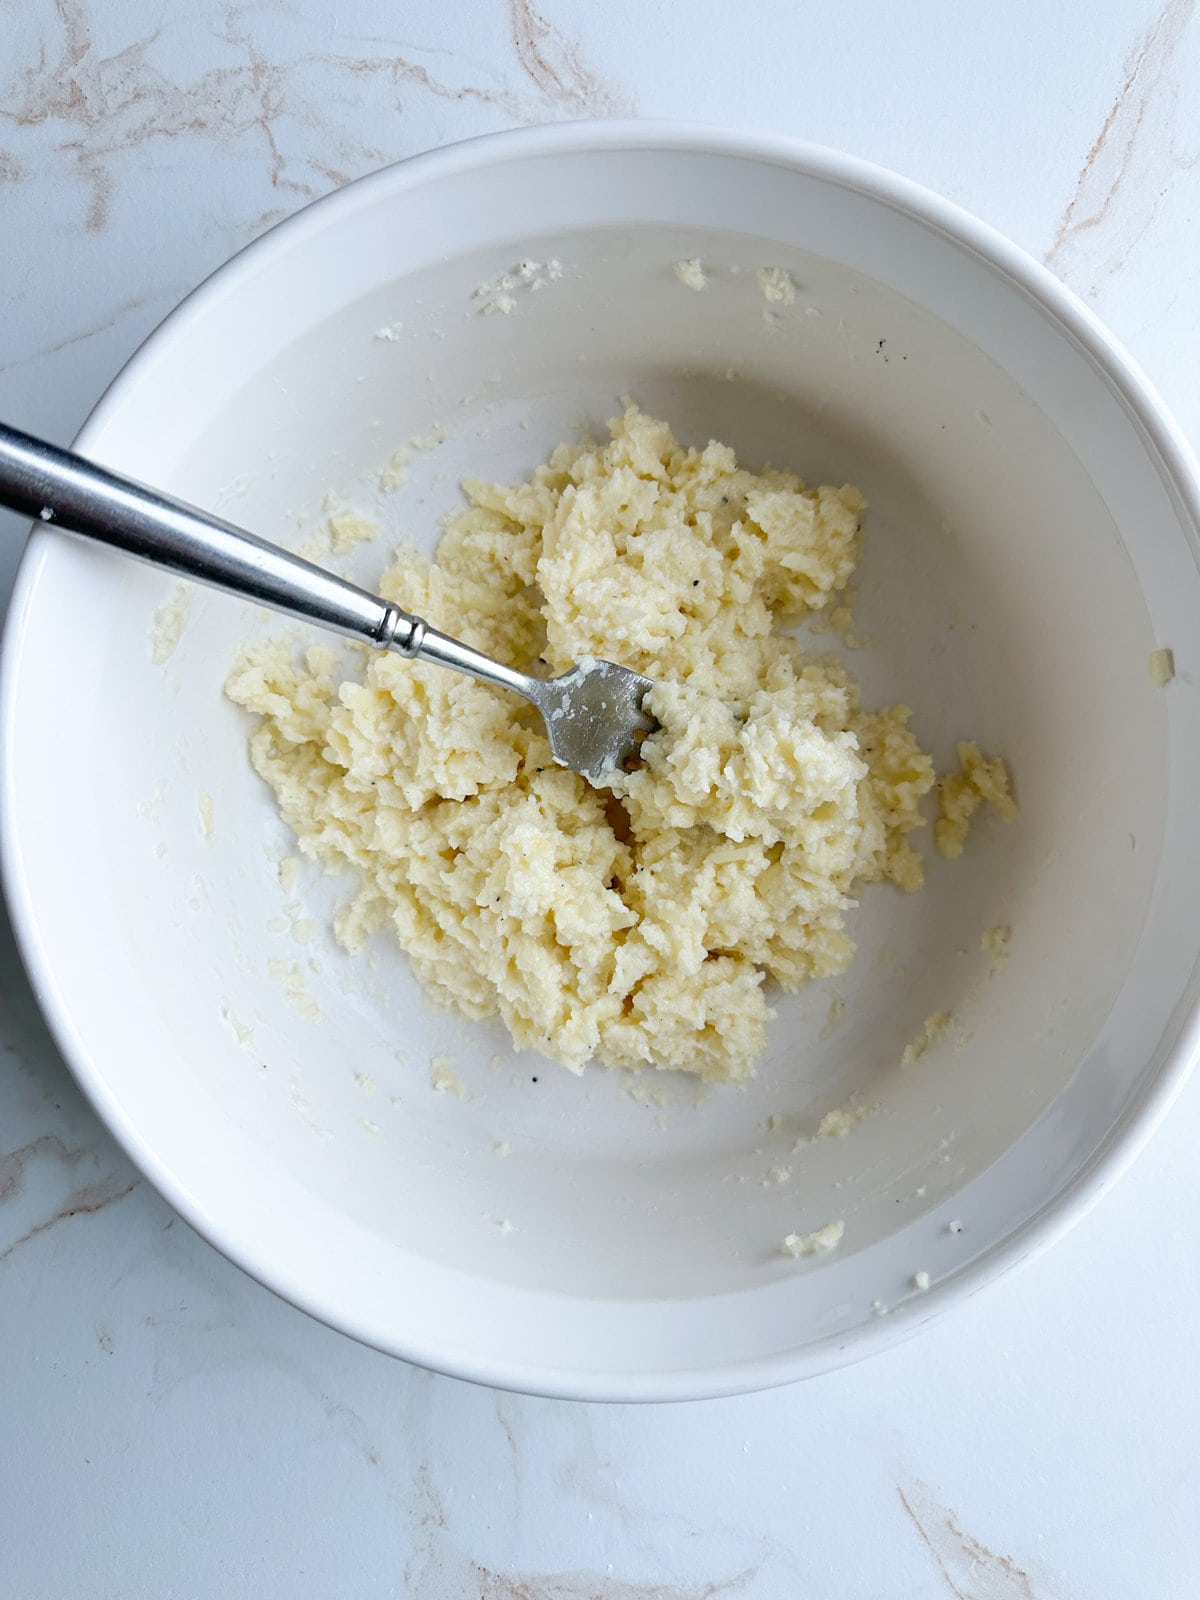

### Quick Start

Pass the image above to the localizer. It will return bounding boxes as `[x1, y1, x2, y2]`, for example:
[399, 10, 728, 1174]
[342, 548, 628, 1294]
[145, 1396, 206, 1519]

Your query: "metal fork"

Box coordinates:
[0, 422, 656, 787]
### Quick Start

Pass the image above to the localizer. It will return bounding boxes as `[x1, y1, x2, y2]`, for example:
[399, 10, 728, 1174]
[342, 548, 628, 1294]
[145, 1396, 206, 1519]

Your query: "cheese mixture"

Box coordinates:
[226, 407, 1014, 1083]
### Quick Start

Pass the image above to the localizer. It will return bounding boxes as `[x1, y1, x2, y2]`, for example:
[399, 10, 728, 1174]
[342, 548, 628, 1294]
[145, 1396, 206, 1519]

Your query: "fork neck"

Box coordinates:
[387, 611, 543, 704]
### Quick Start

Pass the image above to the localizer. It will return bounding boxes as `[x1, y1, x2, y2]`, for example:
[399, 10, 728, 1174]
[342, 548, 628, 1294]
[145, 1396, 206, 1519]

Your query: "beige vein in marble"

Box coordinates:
[1045, 0, 1196, 291]
[0, 1133, 87, 1203]
[0, 287, 184, 378]
[898, 1480, 1042, 1600]
[0, 1172, 139, 1263]
[1, 0, 633, 237]
[474, 1570, 755, 1598]
[509, 0, 632, 114]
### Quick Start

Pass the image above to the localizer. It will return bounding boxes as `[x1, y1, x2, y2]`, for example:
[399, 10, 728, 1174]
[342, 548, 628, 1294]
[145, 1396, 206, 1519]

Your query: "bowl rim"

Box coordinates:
[5, 118, 1200, 1402]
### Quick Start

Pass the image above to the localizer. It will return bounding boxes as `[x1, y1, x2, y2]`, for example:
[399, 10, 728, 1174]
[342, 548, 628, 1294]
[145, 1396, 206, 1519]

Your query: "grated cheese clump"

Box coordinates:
[901, 1009, 952, 1066]
[226, 408, 991, 1082]
[935, 740, 1018, 860]
[782, 1220, 844, 1257]
[673, 258, 707, 291]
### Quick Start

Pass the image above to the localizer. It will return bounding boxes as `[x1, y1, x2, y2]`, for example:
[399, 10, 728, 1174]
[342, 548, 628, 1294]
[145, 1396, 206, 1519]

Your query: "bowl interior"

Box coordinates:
[7, 135, 1200, 1396]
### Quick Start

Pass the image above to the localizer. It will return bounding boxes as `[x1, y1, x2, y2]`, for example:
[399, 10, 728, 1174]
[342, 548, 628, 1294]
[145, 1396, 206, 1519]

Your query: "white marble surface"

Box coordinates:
[3, 2, 1200, 1593]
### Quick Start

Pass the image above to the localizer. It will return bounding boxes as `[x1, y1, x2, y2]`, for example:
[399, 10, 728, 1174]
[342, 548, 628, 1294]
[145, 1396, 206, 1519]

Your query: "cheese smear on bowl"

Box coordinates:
[227, 407, 1014, 1082]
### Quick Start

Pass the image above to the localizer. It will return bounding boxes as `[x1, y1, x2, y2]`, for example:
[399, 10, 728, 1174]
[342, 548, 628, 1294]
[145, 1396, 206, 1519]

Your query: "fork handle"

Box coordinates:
[0, 421, 544, 701]
[0, 421, 426, 652]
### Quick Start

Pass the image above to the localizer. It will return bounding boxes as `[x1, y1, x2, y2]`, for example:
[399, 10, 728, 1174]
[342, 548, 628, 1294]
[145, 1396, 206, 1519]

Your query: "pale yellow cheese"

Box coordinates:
[327, 511, 381, 555]
[901, 1009, 952, 1066]
[782, 1220, 844, 1257]
[816, 1103, 873, 1139]
[757, 266, 797, 305]
[935, 741, 1018, 860]
[1149, 647, 1175, 687]
[673, 258, 707, 291]
[379, 447, 412, 492]
[151, 584, 192, 664]
[430, 1055, 469, 1099]
[226, 407, 995, 1083]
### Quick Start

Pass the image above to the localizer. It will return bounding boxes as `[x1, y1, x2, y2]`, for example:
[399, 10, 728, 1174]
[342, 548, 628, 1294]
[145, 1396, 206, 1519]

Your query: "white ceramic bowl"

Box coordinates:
[5, 124, 1200, 1401]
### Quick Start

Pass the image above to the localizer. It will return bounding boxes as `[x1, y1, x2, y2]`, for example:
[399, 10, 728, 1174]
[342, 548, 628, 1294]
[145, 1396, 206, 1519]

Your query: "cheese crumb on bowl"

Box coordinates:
[227, 406, 1011, 1085]
[1148, 647, 1175, 687]
[430, 1055, 469, 1099]
[901, 1009, 952, 1066]
[673, 258, 707, 291]
[474, 258, 564, 315]
[151, 583, 192, 664]
[757, 266, 797, 305]
[935, 741, 1019, 859]
[327, 511, 381, 555]
[782, 1220, 844, 1257]
[379, 447, 412, 492]
[816, 1103, 874, 1139]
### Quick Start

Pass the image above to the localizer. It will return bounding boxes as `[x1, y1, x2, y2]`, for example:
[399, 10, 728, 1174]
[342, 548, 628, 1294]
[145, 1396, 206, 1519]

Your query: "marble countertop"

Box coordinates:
[3, 2, 1200, 1594]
